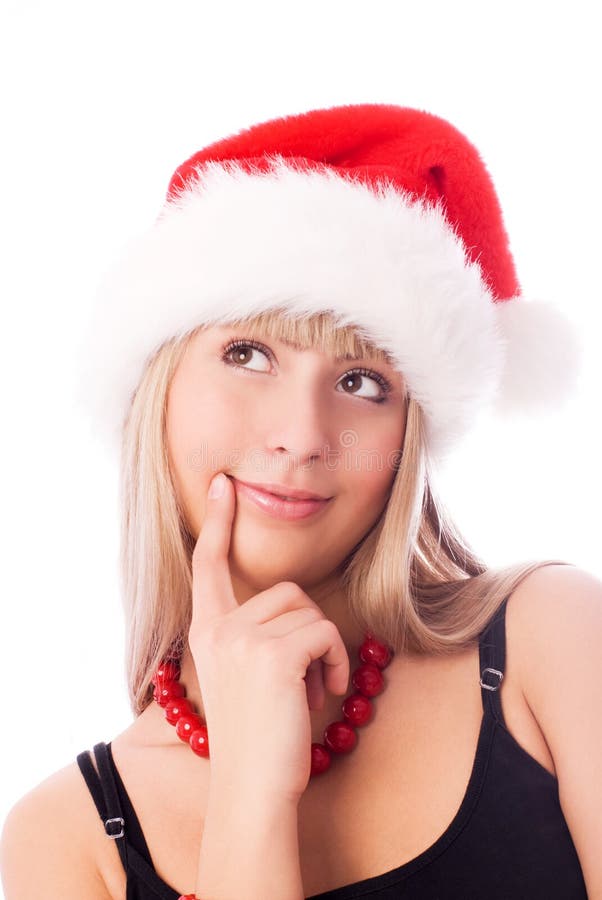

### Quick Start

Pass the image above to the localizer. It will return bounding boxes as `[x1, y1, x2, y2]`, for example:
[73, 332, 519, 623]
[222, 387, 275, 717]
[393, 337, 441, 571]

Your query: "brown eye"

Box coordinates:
[336, 368, 390, 403]
[222, 339, 272, 373]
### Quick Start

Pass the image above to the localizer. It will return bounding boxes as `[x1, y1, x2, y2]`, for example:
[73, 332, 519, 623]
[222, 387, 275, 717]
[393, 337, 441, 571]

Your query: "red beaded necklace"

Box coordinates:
[152, 633, 393, 900]
[151, 632, 394, 777]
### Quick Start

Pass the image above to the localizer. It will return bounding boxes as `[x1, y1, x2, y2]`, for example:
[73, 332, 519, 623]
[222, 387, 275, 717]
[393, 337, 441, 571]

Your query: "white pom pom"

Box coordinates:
[492, 297, 584, 416]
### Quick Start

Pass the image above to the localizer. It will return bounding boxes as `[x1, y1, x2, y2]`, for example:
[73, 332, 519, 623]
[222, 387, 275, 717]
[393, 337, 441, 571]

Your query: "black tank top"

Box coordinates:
[76, 595, 588, 899]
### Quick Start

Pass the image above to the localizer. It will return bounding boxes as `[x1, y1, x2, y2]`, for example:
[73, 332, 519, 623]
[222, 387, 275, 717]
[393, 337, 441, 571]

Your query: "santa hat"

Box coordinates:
[76, 102, 582, 463]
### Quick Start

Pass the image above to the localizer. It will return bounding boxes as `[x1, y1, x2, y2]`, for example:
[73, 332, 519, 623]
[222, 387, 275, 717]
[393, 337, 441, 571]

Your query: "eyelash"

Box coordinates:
[220, 337, 392, 404]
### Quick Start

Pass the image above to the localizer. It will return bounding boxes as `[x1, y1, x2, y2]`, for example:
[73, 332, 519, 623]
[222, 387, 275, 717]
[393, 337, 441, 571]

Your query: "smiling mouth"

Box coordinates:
[231, 478, 333, 520]
[232, 478, 332, 502]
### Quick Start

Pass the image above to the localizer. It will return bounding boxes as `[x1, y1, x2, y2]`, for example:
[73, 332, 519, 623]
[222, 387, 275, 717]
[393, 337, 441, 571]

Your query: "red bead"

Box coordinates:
[165, 697, 193, 725]
[359, 635, 393, 669]
[154, 680, 186, 707]
[155, 633, 390, 782]
[342, 692, 373, 726]
[152, 659, 181, 685]
[175, 714, 203, 742]
[178, 895, 198, 899]
[310, 743, 331, 775]
[189, 726, 210, 757]
[324, 721, 357, 754]
[352, 662, 384, 698]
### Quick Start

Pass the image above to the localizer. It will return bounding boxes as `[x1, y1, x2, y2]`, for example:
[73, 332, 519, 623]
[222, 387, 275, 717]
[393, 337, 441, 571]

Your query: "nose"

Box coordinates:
[264, 381, 334, 467]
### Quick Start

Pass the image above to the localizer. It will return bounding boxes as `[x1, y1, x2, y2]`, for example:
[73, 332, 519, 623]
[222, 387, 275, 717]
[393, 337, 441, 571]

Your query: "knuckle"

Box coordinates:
[320, 618, 341, 642]
[279, 581, 306, 601]
[278, 580, 298, 592]
[299, 605, 322, 625]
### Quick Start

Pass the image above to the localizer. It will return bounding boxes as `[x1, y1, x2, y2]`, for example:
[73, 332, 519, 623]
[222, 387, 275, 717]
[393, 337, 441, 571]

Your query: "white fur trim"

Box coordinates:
[75, 157, 581, 462]
[492, 296, 584, 414]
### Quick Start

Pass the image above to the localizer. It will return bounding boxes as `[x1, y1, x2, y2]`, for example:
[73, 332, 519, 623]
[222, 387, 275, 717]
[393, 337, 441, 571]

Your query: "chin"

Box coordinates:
[229, 543, 327, 594]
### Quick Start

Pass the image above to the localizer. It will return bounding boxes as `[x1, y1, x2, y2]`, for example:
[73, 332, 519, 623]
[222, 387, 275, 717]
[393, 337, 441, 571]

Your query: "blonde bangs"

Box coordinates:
[212, 307, 396, 366]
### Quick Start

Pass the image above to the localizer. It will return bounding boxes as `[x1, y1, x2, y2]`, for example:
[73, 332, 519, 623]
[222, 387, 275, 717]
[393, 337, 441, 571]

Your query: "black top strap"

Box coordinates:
[478, 595, 508, 723]
[77, 742, 181, 899]
[76, 743, 129, 872]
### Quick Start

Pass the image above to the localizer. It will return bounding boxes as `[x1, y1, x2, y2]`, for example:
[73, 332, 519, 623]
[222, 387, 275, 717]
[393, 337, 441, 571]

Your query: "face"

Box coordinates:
[166, 323, 407, 598]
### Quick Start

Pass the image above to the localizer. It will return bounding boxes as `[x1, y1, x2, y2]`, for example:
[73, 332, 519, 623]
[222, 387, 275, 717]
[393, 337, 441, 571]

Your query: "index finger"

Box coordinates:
[191, 472, 238, 625]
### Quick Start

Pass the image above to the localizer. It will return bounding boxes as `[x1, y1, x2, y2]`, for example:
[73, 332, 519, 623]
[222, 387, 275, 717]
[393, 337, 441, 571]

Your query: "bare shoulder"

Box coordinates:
[507, 560, 602, 606]
[0, 756, 113, 899]
[504, 562, 602, 896]
[505, 561, 602, 699]
[506, 561, 601, 648]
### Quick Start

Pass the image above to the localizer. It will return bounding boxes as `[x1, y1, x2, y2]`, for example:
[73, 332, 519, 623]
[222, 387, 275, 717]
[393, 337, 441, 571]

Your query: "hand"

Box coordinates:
[188, 472, 350, 805]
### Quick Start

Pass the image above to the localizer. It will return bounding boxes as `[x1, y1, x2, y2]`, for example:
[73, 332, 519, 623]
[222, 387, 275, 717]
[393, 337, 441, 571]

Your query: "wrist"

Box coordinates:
[207, 771, 301, 814]
[194, 788, 302, 900]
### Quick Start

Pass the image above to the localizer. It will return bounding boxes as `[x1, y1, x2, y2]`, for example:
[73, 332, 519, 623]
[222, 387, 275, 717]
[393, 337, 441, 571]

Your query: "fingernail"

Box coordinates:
[208, 473, 226, 499]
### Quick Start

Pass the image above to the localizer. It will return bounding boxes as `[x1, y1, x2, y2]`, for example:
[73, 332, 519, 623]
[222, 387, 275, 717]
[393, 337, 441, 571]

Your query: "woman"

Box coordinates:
[2, 103, 600, 899]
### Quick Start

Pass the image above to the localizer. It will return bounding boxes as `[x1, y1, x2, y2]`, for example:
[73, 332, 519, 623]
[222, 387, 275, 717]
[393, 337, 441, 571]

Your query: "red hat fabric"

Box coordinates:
[167, 104, 520, 302]
[76, 102, 582, 462]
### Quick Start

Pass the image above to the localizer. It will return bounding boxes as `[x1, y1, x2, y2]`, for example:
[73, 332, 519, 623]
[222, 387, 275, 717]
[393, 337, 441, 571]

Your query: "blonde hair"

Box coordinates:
[120, 309, 570, 716]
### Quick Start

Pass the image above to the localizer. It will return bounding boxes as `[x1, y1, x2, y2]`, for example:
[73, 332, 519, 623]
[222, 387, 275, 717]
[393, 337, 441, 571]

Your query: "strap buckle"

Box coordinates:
[104, 816, 125, 839]
[480, 667, 504, 691]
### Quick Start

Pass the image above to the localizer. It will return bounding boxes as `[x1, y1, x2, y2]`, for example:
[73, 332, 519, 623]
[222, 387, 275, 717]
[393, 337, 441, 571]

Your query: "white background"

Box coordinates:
[1, 0, 600, 838]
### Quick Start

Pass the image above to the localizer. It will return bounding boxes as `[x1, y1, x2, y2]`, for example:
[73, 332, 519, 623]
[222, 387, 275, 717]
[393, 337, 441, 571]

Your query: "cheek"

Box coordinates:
[169, 380, 248, 468]
[332, 424, 402, 529]
[317, 462, 395, 570]
[166, 382, 255, 534]
[343, 427, 402, 491]
[345, 466, 396, 521]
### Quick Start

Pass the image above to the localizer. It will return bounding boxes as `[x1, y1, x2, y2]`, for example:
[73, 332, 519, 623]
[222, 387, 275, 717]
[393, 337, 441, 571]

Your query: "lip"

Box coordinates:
[234, 479, 332, 501]
[232, 478, 333, 521]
